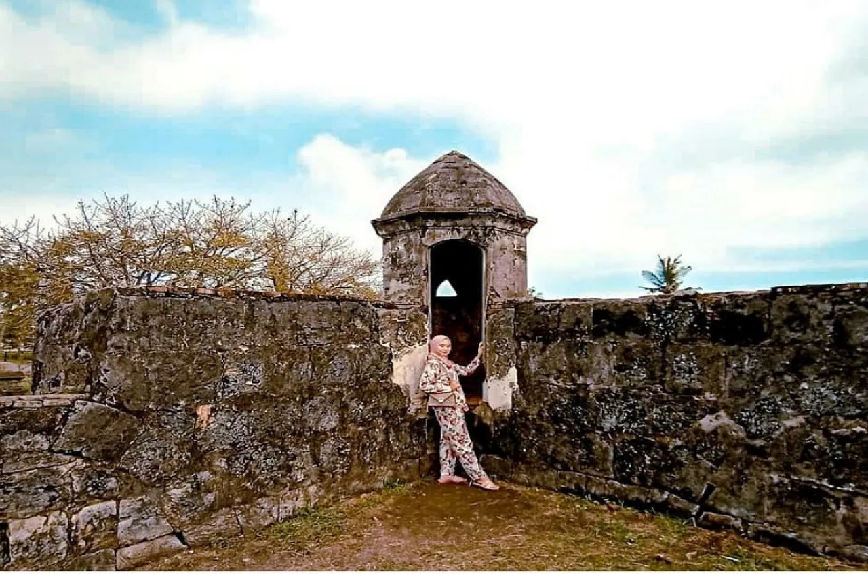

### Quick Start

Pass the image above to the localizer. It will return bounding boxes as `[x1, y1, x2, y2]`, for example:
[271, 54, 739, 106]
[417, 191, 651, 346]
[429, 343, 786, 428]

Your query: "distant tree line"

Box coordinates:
[0, 194, 381, 349]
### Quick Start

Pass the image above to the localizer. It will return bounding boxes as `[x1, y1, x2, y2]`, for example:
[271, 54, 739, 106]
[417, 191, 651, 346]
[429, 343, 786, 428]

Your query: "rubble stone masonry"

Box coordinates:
[1, 287, 428, 570]
[480, 282, 868, 563]
[1, 282, 866, 568]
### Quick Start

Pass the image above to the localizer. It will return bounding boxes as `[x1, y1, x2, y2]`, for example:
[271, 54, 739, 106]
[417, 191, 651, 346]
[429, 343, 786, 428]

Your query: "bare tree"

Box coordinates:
[259, 209, 380, 297]
[0, 218, 45, 348]
[0, 194, 382, 348]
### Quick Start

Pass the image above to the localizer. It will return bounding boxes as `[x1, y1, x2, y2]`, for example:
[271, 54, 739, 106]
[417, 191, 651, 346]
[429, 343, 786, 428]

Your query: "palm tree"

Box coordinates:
[641, 254, 696, 294]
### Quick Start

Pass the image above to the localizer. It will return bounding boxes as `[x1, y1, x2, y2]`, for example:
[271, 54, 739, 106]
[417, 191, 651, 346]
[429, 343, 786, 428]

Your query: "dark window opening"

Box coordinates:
[430, 240, 485, 404]
[0, 522, 10, 567]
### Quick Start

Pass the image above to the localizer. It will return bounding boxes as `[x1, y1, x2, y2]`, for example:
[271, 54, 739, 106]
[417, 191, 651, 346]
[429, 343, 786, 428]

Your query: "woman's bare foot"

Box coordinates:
[471, 477, 500, 491]
[437, 475, 468, 485]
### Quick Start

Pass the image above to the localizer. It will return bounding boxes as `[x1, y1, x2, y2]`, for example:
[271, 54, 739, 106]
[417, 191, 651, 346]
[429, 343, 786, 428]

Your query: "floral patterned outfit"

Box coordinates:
[419, 353, 489, 482]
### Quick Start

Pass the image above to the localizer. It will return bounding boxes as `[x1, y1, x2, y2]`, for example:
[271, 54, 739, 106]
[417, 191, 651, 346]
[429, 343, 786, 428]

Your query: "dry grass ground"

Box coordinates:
[144, 479, 860, 571]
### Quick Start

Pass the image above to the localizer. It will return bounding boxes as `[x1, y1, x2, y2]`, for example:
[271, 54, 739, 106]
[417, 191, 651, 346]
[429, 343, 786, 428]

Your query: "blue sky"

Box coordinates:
[1, 0, 866, 298]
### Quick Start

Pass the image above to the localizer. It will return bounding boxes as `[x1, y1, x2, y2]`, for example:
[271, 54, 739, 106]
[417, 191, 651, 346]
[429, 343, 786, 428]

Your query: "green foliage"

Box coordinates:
[641, 254, 697, 294]
[527, 286, 544, 299]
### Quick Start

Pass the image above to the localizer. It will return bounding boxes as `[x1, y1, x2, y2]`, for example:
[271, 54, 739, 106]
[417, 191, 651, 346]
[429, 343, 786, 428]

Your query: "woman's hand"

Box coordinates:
[477, 343, 485, 357]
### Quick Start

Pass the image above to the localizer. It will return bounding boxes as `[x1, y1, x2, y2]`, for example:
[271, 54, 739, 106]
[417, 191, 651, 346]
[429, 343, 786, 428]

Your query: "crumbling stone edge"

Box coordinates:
[0, 397, 426, 570]
[481, 455, 868, 564]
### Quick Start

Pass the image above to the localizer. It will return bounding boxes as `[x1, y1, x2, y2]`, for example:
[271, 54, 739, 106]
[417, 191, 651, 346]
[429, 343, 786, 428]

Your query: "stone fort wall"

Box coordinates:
[1, 288, 429, 570]
[480, 282, 868, 562]
[1, 282, 866, 568]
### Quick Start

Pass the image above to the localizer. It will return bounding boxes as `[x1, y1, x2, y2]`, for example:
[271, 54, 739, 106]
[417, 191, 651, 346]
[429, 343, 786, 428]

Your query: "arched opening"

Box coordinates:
[429, 240, 485, 404]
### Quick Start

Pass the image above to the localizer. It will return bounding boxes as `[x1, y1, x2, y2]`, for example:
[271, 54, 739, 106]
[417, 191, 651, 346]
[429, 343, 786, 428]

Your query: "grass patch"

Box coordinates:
[260, 506, 346, 545]
[144, 480, 862, 571]
[383, 478, 409, 493]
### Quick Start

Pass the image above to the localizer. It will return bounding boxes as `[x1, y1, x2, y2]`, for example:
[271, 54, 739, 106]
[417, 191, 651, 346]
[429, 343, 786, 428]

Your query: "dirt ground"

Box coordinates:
[145, 480, 860, 571]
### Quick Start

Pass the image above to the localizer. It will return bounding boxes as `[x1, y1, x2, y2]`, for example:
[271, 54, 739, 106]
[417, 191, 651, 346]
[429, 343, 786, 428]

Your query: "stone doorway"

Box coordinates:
[429, 239, 486, 403]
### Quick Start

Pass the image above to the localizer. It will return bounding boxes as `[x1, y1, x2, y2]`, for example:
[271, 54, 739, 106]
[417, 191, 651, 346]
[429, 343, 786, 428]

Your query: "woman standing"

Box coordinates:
[419, 335, 500, 491]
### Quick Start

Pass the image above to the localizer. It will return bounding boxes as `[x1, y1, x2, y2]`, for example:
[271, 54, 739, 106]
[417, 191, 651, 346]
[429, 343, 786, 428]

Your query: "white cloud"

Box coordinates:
[291, 135, 427, 256]
[1, 0, 868, 289]
[155, 0, 179, 27]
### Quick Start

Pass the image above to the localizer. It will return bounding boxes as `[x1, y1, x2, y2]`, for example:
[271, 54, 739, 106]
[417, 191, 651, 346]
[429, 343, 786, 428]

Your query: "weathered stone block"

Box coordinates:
[586, 387, 646, 435]
[665, 343, 725, 395]
[763, 478, 847, 533]
[0, 464, 75, 518]
[838, 545, 868, 563]
[70, 466, 124, 502]
[260, 347, 315, 395]
[235, 496, 281, 532]
[0, 429, 51, 457]
[53, 402, 141, 462]
[141, 352, 226, 410]
[517, 339, 592, 386]
[584, 475, 668, 508]
[646, 298, 705, 343]
[180, 508, 242, 547]
[555, 470, 588, 494]
[698, 511, 743, 531]
[485, 307, 517, 379]
[770, 292, 835, 345]
[70, 500, 118, 555]
[704, 292, 770, 346]
[7, 511, 68, 568]
[303, 393, 342, 432]
[733, 393, 804, 441]
[804, 424, 868, 491]
[705, 469, 774, 523]
[612, 436, 662, 488]
[160, 471, 218, 528]
[509, 463, 562, 491]
[591, 300, 649, 339]
[214, 359, 265, 400]
[478, 454, 513, 478]
[527, 427, 612, 477]
[558, 303, 593, 340]
[376, 307, 428, 354]
[678, 412, 750, 473]
[118, 411, 196, 486]
[116, 534, 186, 570]
[721, 345, 778, 402]
[840, 495, 868, 547]
[831, 299, 868, 351]
[788, 365, 868, 419]
[0, 428, 79, 473]
[92, 352, 152, 411]
[32, 288, 117, 394]
[603, 339, 662, 389]
[61, 548, 116, 570]
[277, 488, 304, 521]
[0, 406, 65, 439]
[515, 301, 561, 342]
[117, 496, 174, 547]
[198, 408, 301, 491]
[666, 494, 700, 517]
[745, 522, 825, 557]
